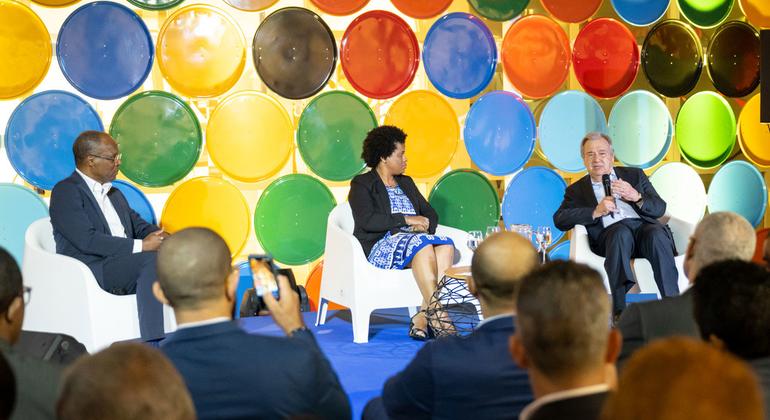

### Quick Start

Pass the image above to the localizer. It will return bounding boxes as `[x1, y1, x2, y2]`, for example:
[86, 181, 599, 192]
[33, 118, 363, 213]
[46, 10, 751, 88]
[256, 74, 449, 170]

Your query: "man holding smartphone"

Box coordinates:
[153, 227, 350, 420]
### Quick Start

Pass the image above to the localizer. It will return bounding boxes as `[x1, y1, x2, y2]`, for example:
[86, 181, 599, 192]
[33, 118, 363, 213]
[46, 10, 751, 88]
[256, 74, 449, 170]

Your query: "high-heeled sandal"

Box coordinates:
[409, 310, 430, 341]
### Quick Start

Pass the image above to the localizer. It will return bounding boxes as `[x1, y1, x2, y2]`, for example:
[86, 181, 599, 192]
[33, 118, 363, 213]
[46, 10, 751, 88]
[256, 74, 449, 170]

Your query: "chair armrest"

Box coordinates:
[664, 216, 696, 255]
[435, 224, 473, 266]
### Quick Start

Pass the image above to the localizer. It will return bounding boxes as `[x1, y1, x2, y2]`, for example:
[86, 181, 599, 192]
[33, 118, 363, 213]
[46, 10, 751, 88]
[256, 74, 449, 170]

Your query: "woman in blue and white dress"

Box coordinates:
[349, 126, 454, 340]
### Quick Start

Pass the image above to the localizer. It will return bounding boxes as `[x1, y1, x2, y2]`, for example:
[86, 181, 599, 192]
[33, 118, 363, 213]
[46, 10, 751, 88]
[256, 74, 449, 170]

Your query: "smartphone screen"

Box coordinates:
[248, 255, 279, 299]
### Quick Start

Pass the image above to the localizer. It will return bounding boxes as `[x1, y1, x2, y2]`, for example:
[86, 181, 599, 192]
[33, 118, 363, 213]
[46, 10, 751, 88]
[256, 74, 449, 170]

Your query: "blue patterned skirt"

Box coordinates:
[367, 232, 454, 269]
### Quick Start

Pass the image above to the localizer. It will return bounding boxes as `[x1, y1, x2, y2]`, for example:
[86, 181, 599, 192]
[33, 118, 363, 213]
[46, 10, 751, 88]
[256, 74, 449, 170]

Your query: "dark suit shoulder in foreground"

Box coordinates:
[526, 391, 609, 420]
[1, 340, 61, 420]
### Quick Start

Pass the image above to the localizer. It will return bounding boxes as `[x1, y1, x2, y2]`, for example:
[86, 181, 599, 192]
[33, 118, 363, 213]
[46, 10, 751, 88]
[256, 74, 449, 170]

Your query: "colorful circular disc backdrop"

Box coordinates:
[109, 91, 202, 187]
[423, 13, 497, 99]
[57, 2, 153, 100]
[678, 0, 734, 28]
[4, 91, 103, 191]
[676, 91, 736, 169]
[501, 166, 567, 244]
[464, 91, 536, 176]
[609, 90, 672, 169]
[611, 0, 670, 26]
[112, 180, 157, 225]
[502, 15, 570, 99]
[297, 91, 376, 181]
[224, 0, 278, 11]
[253, 7, 336, 100]
[428, 169, 500, 233]
[740, 0, 770, 28]
[572, 18, 639, 99]
[161, 177, 250, 256]
[254, 174, 337, 265]
[310, 0, 368, 15]
[649, 162, 706, 225]
[0, 1, 51, 100]
[548, 241, 570, 260]
[157, 5, 246, 98]
[127, 0, 184, 10]
[707, 21, 760, 98]
[707, 161, 767, 227]
[468, 0, 529, 21]
[642, 20, 702, 98]
[340, 10, 419, 99]
[738, 94, 770, 168]
[0, 184, 48, 264]
[538, 90, 607, 173]
[540, 0, 602, 23]
[206, 91, 293, 182]
[384, 90, 459, 178]
[391, 0, 453, 19]
[31, 0, 79, 7]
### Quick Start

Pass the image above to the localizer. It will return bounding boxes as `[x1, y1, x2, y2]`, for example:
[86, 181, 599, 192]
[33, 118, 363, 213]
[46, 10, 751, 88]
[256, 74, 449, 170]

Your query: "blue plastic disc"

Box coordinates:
[4, 90, 104, 191]
[112, 180, 157, 225]
[464, 91, 535, 175]
[501, 166, 567, 244]
[548, 240, 570, 261]
[611, 0, 670, 26]
[422, 12, 497, 99]
[707, 160, 767, 227]
[57, 1, 153, 100]
[538, 90, 607, 173]
[0, 184, 48, 264]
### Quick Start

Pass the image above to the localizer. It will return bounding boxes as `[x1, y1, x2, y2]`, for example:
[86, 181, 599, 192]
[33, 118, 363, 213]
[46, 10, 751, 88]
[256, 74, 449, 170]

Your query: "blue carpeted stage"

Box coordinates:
[239, 308, 423, 419]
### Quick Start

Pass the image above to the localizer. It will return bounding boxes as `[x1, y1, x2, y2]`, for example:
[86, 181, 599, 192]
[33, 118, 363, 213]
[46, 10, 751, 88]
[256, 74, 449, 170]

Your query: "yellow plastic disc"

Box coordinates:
[157, 5, 246, 98]
[384, 90, 459, 178]
[30, 0, 80, 7]
[740, 0, 770, 28]
[0, 0, 51, 99]
[160, 176, 250, 256]
[206, 91, 293, 182]
[738, 94, 770, 169]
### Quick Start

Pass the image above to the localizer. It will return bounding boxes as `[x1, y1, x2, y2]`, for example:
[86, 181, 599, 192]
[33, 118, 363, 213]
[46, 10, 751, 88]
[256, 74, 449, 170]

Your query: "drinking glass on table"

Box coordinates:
[535, 226, 552, 263]
[509, 224, 533, 243]
[467, 231, 483, 251]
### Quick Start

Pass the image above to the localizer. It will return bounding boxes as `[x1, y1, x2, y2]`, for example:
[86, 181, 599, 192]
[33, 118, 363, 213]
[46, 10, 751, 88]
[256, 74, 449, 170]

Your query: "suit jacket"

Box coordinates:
[616, 291, 698, 364]
[525, 391, 609, 420]
[161, 321, 350, 420]
[553, 167, 667, 250]
[349, 170, 438, 257]
[382, 316, 533, 420]
[49, 171, 158, 282]
[0, 339, 61, 420]
[749, 357, 770, 419]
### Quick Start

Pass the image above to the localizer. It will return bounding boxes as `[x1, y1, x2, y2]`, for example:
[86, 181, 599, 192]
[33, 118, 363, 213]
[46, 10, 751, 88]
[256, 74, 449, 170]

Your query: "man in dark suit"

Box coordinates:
[510, 261, 621, 420]
[363, 231, 539, 420]
[553, 132, 678, 318]
[616, 212, 755, 363]
[692, 260, 770, 414]
[0, 247, 61, 420]
[155, 227, 350, 420]
[49, 131, 166, 340]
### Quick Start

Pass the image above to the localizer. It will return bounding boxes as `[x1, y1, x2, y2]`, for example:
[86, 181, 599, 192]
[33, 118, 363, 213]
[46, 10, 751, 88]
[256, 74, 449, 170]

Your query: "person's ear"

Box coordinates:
[152, 281, 170, 305]
[509, 333, 530, 369]
[605, 328, 622, 364]
[708, 334, 726, 350]
[683, 236, 696, 279]
[4, 297, 23, 324]
[467, 276, 478, 297]
[225, 268, 239, 302]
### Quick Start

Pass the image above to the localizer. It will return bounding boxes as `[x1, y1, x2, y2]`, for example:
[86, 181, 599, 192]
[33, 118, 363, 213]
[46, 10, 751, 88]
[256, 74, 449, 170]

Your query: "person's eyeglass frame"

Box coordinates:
[21, 286, 31, 306]
[90, 153, 122, 164]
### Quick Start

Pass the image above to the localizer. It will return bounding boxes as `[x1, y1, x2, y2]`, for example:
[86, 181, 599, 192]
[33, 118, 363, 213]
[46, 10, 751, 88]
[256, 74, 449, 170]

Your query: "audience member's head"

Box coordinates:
[684, 212, 754, 282]
[0, 352, 15, 420]
[601, 337, 764, 420]
[693, 259, 770, 360]
[0, 247, 24, 344]
[763, 235, 770, 266]
[510, 261, 620, 394]
[57, 343, 195, 420]
[469, 232, 538, 312]
[154, 227, 237, 318]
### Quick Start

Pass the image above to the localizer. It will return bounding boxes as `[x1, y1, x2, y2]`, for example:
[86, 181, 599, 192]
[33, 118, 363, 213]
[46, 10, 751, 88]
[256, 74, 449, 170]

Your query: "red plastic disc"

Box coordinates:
[391, 0, 453, 19]
[541, 0, 602, 23]
[341, 10, 419, 99]
[310, 0, 369, 15]
[572, 18, 639, 99]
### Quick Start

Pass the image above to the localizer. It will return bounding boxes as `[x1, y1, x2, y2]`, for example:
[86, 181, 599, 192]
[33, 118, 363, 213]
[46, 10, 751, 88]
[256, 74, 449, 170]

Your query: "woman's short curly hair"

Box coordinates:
[361, 126, 407, 168]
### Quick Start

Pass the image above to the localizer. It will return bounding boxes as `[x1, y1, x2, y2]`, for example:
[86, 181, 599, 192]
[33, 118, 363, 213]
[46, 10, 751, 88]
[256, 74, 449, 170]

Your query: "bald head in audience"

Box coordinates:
[469, 231, 538, 315]
[684, 211, 755, 282]
[57, 343, 195, 420]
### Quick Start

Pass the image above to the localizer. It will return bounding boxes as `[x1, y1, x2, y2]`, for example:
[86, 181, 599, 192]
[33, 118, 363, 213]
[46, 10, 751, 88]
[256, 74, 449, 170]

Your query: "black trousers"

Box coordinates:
[593, 218, 678, 314]
[100, 251, 164, 340]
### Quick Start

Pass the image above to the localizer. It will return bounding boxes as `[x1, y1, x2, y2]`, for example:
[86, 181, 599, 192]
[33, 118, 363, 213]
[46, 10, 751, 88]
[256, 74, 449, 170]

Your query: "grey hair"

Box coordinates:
[691, 212, 756, 279]
[580, 132, 614, 156]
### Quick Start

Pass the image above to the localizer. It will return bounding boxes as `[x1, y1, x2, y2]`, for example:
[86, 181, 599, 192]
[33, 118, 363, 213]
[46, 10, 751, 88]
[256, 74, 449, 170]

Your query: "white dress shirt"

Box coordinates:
[590, 169, 640, 228]
[76, 169, 142, 253]
[519, 384, 610, 420]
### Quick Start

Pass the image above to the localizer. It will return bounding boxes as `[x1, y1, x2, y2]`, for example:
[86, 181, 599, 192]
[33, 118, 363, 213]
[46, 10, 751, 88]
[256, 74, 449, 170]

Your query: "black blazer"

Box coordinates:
[49, 171, 158, 282]
[349, 170, 438, 257]
[553, 167, 667, 249]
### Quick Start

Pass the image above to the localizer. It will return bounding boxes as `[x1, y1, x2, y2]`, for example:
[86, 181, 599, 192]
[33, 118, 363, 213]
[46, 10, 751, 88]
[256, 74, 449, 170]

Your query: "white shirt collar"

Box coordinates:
[519, 384, 610, 420]
[590, 168, 617, 186]
[476, 312, 514, 329]
[176, 317, 231, 330]
[75, 168, 112, 195]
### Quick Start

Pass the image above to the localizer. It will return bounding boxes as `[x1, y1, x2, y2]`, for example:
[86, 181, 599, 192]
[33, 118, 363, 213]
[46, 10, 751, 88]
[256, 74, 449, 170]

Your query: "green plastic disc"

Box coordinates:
[297, 91, 376, 181]
[126, 0, 185, 11]
[254, 174, 337, 265]
[428, 169, 500, 232]
[468, 0, 529, 21]
[675, 91, 736, 169]
[678, 0, 734, 28]
[110, 90, 202, 187]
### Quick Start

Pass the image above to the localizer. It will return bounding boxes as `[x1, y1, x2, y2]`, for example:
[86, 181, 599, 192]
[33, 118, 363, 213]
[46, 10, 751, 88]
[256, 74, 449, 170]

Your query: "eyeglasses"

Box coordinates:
[90, 153, 122, 163]
[22, 286, 31, 305]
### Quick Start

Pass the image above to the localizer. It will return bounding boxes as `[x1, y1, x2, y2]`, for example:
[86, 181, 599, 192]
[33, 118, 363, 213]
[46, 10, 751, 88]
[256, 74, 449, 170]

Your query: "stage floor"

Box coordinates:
[239, 308, 423, 419]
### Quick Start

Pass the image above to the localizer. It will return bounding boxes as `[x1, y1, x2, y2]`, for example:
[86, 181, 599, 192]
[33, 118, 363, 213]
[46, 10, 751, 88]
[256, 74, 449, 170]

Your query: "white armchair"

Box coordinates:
[569, 215, 695, 298]
[315, 202, 473, 343]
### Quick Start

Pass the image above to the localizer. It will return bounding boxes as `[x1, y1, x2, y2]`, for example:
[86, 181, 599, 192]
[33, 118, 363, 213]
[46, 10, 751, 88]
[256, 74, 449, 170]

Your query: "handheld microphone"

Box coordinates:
[601, 174, 615, 218]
